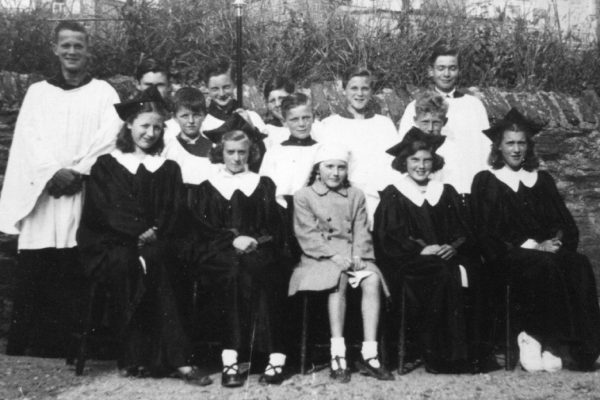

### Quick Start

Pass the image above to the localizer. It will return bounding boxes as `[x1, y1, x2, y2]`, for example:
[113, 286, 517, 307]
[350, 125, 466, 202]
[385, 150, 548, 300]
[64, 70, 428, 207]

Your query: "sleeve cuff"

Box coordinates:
[521, 239, 538, 249]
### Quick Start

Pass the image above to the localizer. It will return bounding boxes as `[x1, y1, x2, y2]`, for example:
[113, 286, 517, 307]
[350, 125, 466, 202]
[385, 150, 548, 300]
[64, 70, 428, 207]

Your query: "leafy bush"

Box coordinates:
[0, 0, 598, 94]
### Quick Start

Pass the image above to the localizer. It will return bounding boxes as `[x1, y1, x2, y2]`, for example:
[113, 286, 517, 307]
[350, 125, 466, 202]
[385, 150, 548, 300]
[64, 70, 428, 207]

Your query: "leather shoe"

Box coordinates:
[330, 356, 351, 383]
[221, 364, 246, 388]
[355, 356, 394, 381]
[259, 364, 285, 385]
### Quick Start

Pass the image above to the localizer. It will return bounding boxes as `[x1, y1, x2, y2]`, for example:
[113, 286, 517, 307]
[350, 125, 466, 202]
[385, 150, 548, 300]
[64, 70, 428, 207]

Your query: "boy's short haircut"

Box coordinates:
[414, 91, 449, 118]
[342, 67, 374, 89]
[54, 20, 88, 42]
[429, 43, 460, 66]
[135, 58, 169, 82]
[202, 59, 233, 84]
[172, 87, 207, 114]
[281, 92, 311, 119]
[263, 76, 295, 100]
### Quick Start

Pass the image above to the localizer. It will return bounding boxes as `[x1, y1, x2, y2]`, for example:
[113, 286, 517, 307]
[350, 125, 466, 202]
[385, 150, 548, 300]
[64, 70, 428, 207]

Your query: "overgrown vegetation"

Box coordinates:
[0, 0, 598, 94]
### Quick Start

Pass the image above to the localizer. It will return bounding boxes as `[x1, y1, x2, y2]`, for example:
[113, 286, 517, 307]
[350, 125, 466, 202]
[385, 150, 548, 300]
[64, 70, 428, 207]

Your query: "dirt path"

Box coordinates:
[3, 350, 600, 400]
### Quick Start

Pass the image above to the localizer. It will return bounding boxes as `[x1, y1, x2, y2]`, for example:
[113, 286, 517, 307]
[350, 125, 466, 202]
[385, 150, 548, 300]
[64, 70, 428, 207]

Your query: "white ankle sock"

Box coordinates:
[222, 349, 238, 374]
[265, 353, 286, 375]
[361, 341, 380, 368]
[330, 337, 347, 369]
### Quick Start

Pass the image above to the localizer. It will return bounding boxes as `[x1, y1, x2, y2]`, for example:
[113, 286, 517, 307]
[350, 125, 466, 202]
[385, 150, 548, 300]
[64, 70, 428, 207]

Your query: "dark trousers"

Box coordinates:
[6, 247, 84, 358]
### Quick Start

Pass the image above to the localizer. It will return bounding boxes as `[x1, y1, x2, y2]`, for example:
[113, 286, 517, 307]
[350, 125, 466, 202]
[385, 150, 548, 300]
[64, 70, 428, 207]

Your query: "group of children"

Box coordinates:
[4, 22, 600, 390]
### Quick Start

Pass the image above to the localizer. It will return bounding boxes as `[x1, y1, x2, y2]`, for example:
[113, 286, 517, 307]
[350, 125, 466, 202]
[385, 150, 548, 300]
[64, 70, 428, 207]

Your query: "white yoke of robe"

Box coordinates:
[259, 142, 319, 208]
[162, 136, 216, 184]
[317, 114, 399, 226]
[397, 92, 491, 194]
[0, 79, 121, 249]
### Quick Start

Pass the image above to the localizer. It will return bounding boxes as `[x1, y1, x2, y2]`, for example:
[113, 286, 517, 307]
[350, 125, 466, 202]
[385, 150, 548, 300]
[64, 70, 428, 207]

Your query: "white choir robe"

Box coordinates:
[316, 114, 399, 226]
[201, 110, 266, 134]
[259, 141, 319, 208]
[0, 79, 122, 249]
[162, 135, 216, 185]
[263, 120, 325, 150]
[397, 91, 491, 194]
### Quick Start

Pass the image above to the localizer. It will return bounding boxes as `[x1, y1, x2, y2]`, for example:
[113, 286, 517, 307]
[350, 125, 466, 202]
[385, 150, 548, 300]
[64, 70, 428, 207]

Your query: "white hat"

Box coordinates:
[313, 142, 350, 164]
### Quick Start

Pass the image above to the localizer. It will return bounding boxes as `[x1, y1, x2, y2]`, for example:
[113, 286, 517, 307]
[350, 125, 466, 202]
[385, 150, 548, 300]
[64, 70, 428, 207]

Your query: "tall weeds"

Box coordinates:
[0, 0, 598, 94]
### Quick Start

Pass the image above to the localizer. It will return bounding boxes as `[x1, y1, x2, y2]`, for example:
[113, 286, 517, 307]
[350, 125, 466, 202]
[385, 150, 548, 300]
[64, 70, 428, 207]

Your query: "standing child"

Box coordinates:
[262, 76, 295, 148]
[163, 87, 215, 184]
[289, 143, 393, 383]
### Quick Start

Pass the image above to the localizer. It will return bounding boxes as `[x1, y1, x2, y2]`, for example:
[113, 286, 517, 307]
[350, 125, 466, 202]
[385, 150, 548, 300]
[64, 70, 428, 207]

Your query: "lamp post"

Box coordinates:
[233, 0, 245, 108]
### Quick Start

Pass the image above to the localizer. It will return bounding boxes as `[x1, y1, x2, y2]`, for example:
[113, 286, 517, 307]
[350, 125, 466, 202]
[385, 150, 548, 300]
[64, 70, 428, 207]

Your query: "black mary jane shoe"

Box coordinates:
[221, 364, 246, 388]
[355, 356, 394, 381]
[171, 367, 213, 386]
[329, 356, 351, 383]
[259, 364, 285, 385]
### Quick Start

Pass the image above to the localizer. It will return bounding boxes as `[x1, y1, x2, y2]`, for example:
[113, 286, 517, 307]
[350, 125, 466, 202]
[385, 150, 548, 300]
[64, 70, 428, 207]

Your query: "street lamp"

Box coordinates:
[233, 0, 246, 108]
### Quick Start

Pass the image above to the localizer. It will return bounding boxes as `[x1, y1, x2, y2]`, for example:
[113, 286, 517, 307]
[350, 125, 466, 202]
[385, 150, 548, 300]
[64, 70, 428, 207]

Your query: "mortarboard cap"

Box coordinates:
[114, 86, 167, 121]
[483, 107, 544, 142]
[386, 126, 446, 157]
[204, 113, 268, 144]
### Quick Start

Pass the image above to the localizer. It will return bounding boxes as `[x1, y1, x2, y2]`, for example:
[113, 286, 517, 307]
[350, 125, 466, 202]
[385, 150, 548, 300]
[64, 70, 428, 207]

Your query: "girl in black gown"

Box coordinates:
[471, 108, 600, 372]
[77, 87, 211, 385]
[373, 127, 484, 373]
[184, 128, 287, 387]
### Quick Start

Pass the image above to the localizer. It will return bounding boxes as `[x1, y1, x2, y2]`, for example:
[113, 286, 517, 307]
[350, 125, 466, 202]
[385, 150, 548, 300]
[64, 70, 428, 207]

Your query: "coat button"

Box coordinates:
[327, 236, 332, 240]
[326, 217, 332, 222]
[329, 229, 334, 233]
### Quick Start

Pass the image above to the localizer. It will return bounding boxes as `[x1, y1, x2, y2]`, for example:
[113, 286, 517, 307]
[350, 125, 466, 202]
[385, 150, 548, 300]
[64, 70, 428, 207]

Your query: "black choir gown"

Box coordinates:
[374, 183, 483, 372]
[184, 175, 286, 354]
[77, 154, 191, 372]
[471, 169, 600, 369]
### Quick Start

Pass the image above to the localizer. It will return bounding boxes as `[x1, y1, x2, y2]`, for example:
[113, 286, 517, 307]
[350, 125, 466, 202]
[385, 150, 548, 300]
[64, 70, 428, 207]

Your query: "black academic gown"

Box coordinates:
[471, 169, 600, 369]
[184, 175, 286, 354]
[374, 183, 483, 371]
[77, 154, 191, 372]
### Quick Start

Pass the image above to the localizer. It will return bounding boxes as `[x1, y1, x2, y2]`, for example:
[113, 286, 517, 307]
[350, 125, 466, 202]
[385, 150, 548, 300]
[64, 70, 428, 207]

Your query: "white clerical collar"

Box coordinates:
[208, 164, 261, 200]
[111, 149, 166, 174]
[491, 165, 538, 192]
[435, 87, 456, 98]
[394, 173, 444, 206]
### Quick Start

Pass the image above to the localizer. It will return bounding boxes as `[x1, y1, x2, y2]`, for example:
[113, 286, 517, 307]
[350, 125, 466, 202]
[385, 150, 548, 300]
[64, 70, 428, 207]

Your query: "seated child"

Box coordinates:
[289, 143, 393, 383]
[162, 87, 215, 184]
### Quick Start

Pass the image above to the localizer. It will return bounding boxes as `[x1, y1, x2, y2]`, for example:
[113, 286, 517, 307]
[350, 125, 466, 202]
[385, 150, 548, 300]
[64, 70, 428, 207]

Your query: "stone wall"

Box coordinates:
[0, 70, 599, 337]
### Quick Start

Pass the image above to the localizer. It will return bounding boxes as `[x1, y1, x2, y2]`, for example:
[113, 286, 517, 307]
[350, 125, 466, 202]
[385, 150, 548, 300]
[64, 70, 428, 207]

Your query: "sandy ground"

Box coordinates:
[3, 351, 600, 400]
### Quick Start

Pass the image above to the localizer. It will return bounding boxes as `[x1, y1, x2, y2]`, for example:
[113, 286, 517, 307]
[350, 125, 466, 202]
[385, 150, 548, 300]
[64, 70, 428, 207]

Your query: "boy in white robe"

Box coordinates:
[0, 21, 121, 356]
[397, 44, 490, 195]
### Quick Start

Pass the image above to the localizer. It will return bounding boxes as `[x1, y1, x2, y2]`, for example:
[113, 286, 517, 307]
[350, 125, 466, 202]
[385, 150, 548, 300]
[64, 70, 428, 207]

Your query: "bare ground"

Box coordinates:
[3, 349, 600, 400]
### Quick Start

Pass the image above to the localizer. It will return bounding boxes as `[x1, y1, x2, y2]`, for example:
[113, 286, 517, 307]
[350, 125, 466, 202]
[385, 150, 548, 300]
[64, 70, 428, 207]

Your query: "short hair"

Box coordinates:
[307, 163, 351, 187]
[263, 76, 295, 100]
[414, 91, 449, 118]
[342, 67, 374, 89]
[135, 58, 169, 82]
[429, 43, 459, 66]
[172, 87, 207, 114]
[54, 21, 87, 42]
[116, 101, 169, 155]
[209, 130, 262, 166]
[203, 59, 233, 84]
[391, 140, 445, 173]
[488, 124, 540, 171]
[281, 93, 312, 119]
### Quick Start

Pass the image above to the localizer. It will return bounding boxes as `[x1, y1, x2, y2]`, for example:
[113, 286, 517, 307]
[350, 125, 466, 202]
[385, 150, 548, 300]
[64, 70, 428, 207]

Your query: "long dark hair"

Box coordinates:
[116, 102, 168, 155]
[488, 124, 539, 171]
[392, 140, 445, 173]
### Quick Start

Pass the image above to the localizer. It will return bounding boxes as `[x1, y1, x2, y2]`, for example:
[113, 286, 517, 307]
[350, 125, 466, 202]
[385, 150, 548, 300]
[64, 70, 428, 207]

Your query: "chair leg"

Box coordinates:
[397, 285, 406, 375]
[505, 284, 511, 371]
[300, 294, 309, 375]
[76, 282, 96, 376]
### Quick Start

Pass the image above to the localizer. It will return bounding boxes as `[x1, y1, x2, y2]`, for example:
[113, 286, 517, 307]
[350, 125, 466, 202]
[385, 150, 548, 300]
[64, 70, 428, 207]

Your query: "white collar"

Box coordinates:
[208, 165, 261, 200]
[111, 149, 166, 174]
[435, 87, 456, 98]
[393, 173, 444, 206]
[491, 166, 538, 192]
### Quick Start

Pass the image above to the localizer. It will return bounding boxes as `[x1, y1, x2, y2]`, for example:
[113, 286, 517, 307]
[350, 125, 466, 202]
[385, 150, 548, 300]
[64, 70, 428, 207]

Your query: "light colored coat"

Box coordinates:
[289, 181, 382, 295]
